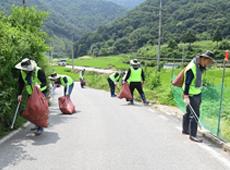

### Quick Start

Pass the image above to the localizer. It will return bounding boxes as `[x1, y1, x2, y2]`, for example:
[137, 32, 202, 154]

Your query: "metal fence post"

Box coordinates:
[217, 51, 228, 137]
[171, 57, 175, 81]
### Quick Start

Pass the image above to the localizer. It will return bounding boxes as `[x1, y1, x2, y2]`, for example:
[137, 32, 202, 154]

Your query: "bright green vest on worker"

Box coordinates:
[21, 67, 47, 95]
[129, 67, 142, 82]
[109, 73, 120, 83]
[60, 75, 73, 87]
[183, 61, 202, 95]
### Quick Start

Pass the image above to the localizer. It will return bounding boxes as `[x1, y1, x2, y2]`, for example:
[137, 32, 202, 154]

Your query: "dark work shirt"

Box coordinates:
[183, 69, 194, 95]
[124, 67, 145, 82]
[18, 69, 47, 95]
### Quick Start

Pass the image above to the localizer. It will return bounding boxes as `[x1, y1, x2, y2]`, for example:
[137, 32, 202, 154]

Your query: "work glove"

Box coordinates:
[122, 81, 126, 85]
[142, 81, 144, 86]
[183, 95, 190, 105]
[18, 95, 22, 103]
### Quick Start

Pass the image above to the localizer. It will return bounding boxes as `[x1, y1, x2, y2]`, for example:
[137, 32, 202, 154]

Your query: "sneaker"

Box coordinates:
[111, 94, 117, 97]
[30, 126, 38, 131]
[128, 101, 134, 105]
[189, 136, 203, 143]
[144, 101, 149, 106]
[182, 130, 189, 135]
[34, 127, 43, 136]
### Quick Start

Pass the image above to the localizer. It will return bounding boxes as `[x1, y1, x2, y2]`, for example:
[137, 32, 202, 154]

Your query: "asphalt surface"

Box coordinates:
[0, 82, 230, 170]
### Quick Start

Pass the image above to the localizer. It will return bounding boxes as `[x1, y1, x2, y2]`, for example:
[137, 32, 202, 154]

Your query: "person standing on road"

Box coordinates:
[123, 59, 149, 105]
[49, 73, 74, 97]
[107, 71, 122, 97]
[79, 69, 86, 88]
[182, 51, 215, 143]
[15, 58, 48, 135]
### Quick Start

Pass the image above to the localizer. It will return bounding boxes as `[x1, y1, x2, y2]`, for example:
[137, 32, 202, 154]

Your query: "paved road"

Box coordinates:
[0, 83, 230, 170]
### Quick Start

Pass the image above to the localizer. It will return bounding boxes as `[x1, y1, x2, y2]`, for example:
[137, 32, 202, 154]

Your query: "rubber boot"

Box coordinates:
[141, 93, 149, 105]
[35, 127, 43, 136]
[129, 100, 134, 105]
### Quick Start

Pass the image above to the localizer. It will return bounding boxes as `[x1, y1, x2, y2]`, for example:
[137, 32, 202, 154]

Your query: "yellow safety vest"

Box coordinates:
[60, 75, 73, 87]
[21, 67, 47, 95]
[129, 67, 142, 83]
[109, 73, 120, 83]
[183, 61, 202, 95]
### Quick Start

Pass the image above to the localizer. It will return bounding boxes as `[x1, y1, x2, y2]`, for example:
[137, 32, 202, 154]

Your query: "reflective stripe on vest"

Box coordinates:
[129, 67, 142, 82]
[109, 73, 120, 83]
[183, 61, 202, 95]
[60, 75, 73, 86]
[21, 67, 47, 95]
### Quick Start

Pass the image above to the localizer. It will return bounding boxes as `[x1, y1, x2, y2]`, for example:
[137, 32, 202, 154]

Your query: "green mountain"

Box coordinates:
[106, 0, 145, 8]
[76, 0, 230, 56]
[0, 0, 126, 56]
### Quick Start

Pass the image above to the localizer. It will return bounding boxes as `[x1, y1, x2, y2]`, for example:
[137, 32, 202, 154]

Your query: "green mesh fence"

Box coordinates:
[171, 67, 230, 142]
[219, 88, 230, 142]
[200, 85, 221, 136]
[172, 85, 230, 142]
[171, 86, 186, 113]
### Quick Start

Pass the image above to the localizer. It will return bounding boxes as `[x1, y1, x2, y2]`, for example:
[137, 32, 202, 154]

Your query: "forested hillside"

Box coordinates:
[76, 0, 230, 56]
[106, 0, 145, 8]
[0, 0, 126, 56]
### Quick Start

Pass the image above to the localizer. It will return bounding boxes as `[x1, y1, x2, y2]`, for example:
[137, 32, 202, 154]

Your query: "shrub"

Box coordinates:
[0, 6, 48, 131]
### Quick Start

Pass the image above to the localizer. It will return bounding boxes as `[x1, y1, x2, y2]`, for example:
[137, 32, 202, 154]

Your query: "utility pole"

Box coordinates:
[22, 0, 26, 6]
[72, 35, 74, 71]
[157, 0, 162, 71]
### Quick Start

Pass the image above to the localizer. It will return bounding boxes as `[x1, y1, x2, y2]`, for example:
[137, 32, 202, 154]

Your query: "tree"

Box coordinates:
[181, 30, 196, 50]
[213, 28, 223, 47]
[218, 40, 230, 50]
[167, 39, 178, 49]
[113, 37, 131, 53]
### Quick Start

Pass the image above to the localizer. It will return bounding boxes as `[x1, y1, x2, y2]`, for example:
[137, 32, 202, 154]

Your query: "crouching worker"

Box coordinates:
[107, 71, 122, 97]
[123, 59, 149, 105]
[49, 73, 74, 97]
[15, 58, 48, 135]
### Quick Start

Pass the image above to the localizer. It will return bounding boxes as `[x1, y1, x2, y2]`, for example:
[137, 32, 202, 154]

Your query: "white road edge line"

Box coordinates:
[148, 108, 168, 120]
[148, 108, 154, 113]
[198, 143, 230, 169]
[176, 126, 182, 131]
[158, 115, 168, 121]
[176, 126, 230, 168]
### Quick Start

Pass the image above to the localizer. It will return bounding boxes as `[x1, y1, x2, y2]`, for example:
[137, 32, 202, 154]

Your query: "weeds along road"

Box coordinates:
[0, 83, 230, 170]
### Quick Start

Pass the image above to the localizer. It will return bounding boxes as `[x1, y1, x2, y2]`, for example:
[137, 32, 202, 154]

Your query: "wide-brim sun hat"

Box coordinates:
[15, 58, 37, 71]
[130, 59, 140, 66]
[200, 50, 215, 64]
[48, 72, 61, 80]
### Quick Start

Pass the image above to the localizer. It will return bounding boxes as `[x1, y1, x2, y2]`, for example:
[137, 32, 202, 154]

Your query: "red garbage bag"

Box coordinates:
[58, 96, 76, 114]
[22, 86, 49, 127]
[172, 68, 185, 87]
[118, 83, 133, 100]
